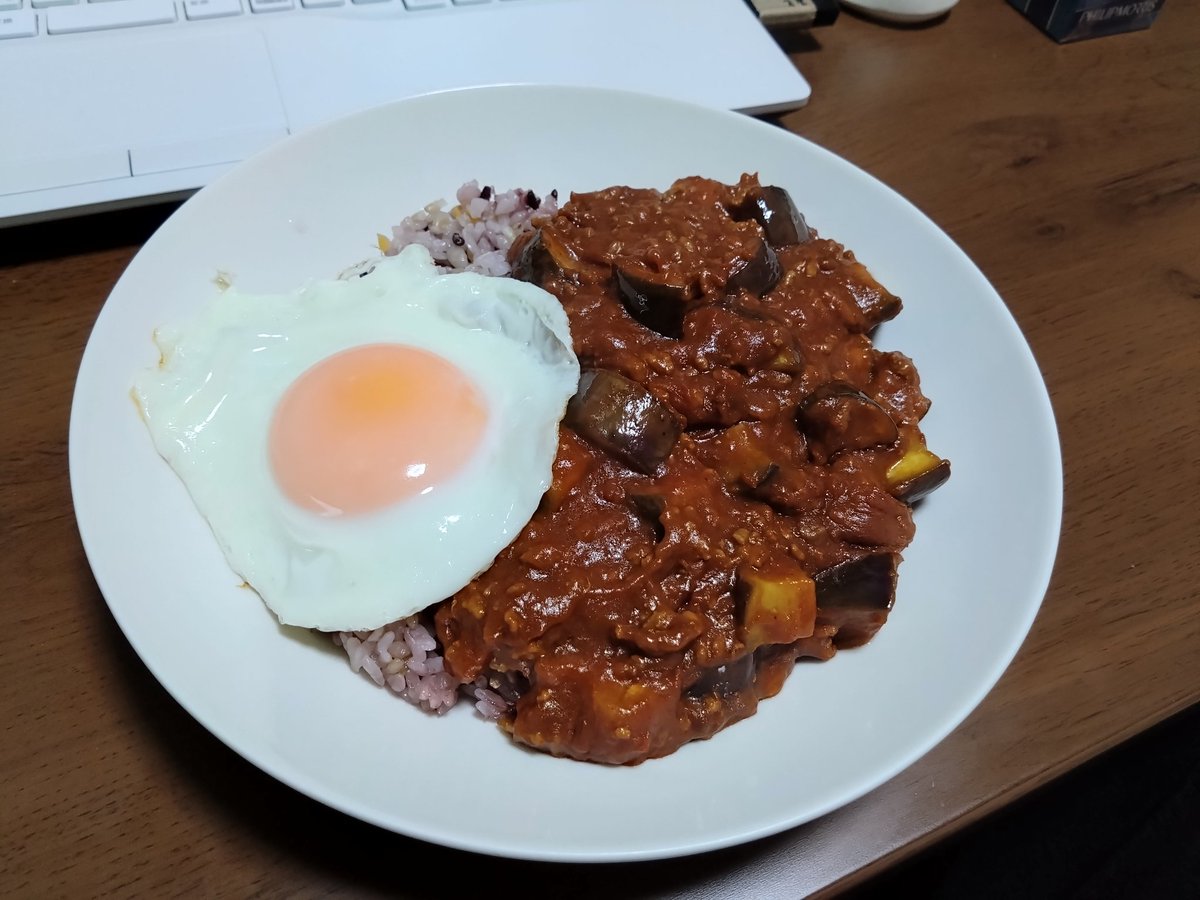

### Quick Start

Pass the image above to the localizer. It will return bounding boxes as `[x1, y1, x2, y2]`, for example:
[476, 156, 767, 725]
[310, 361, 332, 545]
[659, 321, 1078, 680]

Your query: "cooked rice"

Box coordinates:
[468, 670, 526, 719]
[380, 181, 557, 276]
[333, 617, 460, 713]
[333, 617, 520, 719]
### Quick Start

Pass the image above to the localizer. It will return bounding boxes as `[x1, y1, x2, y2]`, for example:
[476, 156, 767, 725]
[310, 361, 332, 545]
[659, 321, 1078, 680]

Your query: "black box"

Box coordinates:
[1008, 0, 1165, 42]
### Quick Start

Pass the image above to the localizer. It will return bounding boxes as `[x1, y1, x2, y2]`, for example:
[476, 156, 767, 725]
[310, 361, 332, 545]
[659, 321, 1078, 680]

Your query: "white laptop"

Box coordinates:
[0, 0, 811, 225]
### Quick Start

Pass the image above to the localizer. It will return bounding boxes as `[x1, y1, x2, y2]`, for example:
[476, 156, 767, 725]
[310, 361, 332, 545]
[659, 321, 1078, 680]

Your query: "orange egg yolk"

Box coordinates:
[269, 343, 488, 517]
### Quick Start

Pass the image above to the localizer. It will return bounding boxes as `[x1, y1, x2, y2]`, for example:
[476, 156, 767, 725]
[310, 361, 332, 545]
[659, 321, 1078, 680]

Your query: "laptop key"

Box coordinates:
[31, 0, 74, 8]
[183, 0, 242, 18]
[0, 9, 36, 35]
[46, 0, 176, 32]
[248, 0, 292, 11]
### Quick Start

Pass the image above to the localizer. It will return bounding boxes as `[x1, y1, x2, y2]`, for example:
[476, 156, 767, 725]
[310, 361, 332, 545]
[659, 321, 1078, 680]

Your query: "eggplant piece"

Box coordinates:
[815, 553, 898, 609]
[797, 382, 899, 463]
[628, 492, 667, 541]
[686, 654, 755, 699]
[886, 440, 951, 504]
[614, 265, 695, 339]
[709, 423, 779, 494]
[767, 346, 805, 374]
[726, 236, 781, 297]
[614, 609, 705, 656]
[735, 562, 817, 650]
[728, 185, 811, 247]
[892, 458, 951, 504]
[510, 230, 551, 286]
[564, 370, 683, 475]
[510, 228, 580, 286]
[814, 552, 898, 648]
[845, 260, 902, 331]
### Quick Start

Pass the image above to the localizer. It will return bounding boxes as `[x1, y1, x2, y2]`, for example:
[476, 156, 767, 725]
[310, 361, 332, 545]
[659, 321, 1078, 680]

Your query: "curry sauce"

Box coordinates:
[435, 175, 949, 765]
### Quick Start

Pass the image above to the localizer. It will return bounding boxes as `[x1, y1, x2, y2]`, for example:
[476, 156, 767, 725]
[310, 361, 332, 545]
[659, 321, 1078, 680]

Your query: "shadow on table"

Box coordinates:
[0, 200, 184, 268]
[846, 702, 1200, 900]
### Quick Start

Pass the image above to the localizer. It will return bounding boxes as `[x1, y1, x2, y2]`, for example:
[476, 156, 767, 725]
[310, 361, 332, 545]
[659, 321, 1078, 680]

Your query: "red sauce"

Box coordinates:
[435, 175, 947, 765]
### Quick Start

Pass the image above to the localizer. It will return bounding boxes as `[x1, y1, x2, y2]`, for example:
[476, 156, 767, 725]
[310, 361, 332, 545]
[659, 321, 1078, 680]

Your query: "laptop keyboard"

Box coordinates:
[0, 0, 514, 39]
[0, 0, 812, 223]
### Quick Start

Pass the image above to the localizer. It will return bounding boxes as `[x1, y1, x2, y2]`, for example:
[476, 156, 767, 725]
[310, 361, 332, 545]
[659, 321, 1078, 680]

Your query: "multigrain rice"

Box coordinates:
[332, 617, 524, 719]
[333, 618, 459, 712]
[380, 181, 557, 276]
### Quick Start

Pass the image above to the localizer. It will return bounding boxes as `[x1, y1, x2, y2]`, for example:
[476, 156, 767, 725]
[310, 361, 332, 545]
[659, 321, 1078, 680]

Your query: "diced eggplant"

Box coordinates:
[767, 346, 805, 374]
[892, 458, 951, 503]
[845, 260, 902, 331]
[735, 562, 817, 650]
[728, 185, 811, 247]
[726, 236, 781, 297]
[750, 642, 804, 696]
[686, 654, 755, 699]
[628, 492, 667, 541]
[814, 552, 898, 648]
[509, 230, 550, 286]
[614, 609, 705, 656]
[749, 463, 779, 491]
[510, 228, 579, 286]
[797, 382, 899, 463]
[709, 423, 779, 494]
[814, 553, 898, 610]
[886, 440, 951, 504]
[613, 264, 695, 339]
[564, 370, 683, 475]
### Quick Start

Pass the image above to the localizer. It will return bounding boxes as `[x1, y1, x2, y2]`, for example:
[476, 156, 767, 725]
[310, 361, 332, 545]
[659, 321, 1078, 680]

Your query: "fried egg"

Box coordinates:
[133, 245, 579, 631]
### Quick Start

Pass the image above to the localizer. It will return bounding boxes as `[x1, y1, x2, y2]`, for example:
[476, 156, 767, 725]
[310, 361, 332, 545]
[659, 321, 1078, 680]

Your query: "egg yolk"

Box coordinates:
[269, 343, 488, 517]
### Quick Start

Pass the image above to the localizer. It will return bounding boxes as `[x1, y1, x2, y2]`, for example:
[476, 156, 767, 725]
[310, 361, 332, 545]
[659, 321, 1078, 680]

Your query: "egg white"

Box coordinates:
[133, 245, 579, 631]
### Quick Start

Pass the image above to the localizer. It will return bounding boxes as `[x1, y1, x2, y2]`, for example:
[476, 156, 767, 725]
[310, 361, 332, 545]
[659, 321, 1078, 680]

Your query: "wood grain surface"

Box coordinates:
[2, 2, 1197, 897]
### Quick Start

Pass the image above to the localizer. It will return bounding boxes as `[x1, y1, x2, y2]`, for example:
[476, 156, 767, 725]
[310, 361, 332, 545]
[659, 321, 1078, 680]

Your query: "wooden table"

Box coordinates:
[3, 3, 1197, 896]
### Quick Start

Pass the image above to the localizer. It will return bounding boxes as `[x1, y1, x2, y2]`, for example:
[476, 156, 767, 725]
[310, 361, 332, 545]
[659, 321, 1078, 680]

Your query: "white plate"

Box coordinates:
[70, 85, 1062, 863]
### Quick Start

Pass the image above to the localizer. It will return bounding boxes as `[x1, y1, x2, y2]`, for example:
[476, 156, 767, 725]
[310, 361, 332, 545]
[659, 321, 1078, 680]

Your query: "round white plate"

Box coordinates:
[70, 85, 1062, 862]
